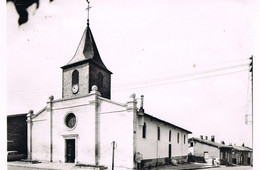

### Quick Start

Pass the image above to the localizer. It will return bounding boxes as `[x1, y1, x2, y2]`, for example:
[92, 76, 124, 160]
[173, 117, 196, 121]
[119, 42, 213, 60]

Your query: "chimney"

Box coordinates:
[200, 135, 203, 140]
[138, 95, 145, 115]
[140, 95, 144, 109]
[221, 141, 225, 145]
[211, 135, 215, 142]
[205, 136, 208, 140]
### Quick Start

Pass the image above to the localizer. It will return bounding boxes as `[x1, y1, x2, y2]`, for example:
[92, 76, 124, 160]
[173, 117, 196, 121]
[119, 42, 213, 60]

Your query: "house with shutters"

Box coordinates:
[26, 15, 191, 169]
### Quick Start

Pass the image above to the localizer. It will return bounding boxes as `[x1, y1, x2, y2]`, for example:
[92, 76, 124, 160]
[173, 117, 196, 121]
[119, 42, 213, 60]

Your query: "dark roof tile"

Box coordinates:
[62, 25, 109, 71]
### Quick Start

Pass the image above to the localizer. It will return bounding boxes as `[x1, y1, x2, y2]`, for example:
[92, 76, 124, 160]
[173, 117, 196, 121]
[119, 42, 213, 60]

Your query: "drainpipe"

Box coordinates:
[138, 95, 145, 117]
[27, 110, 33, 162]
[49, 95, 54, 162]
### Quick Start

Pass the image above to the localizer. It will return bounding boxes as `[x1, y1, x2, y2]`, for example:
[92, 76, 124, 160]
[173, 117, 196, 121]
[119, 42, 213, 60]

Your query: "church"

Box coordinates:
[27, 9, 191, 169]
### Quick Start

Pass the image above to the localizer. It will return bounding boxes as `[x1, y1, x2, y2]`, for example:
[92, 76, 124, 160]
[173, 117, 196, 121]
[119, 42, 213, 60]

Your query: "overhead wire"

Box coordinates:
[112, 61, 250, 91]
[139, 57, 249, 81]
[113, 69, 249, 91]
[113, 61, 250, 87]
[8, 58, 251, 99]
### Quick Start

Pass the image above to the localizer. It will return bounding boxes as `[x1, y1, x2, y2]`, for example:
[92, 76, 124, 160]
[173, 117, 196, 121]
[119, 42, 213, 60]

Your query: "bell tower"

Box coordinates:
[61, 2, 112, 99]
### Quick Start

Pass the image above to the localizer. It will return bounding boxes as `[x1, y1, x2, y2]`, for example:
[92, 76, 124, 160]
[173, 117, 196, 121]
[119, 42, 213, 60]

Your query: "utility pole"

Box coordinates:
[111, 141, 117, 170]
[250, 56, 253, 151]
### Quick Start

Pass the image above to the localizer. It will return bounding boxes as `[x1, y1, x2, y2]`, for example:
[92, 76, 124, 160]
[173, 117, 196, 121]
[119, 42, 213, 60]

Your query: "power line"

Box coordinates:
[150, 57, 249, 78]
[152, 63, 248, 82]
[112, 62, 249, 90]
[113, 69, 249, 91]
[113, 62, 249, 87]
[196, 57, 249, 70]
[7, 59, 250, 99]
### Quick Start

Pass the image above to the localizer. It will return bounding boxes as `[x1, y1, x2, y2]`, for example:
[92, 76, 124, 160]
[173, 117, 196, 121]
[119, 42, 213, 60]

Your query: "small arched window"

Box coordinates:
[72, 70, 79, 85]
[177, 133, 180, 143]
[142, 122, 146, 138]
[169, 130, 172, 142]
[157, 127, 160, 141]
[98, 72, 103, 88]
[184, 134, 186, 144]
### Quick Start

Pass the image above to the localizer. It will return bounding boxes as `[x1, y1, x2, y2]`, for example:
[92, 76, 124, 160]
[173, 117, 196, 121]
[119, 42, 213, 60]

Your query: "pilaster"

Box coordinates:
[27, 110, 33, 161]
[127, 93, 138, 169]
[89, 85, 101, 165]
[48, 95, 54, 162]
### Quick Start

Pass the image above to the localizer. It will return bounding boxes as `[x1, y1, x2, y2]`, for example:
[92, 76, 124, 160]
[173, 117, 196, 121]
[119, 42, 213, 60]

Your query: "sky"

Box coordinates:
[4, 0, 260, 150]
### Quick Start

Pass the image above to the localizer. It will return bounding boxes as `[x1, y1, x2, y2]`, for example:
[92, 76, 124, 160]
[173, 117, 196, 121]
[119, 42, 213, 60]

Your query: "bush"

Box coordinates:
[188, 154, 206, 163]
[7, 152, 26, 162]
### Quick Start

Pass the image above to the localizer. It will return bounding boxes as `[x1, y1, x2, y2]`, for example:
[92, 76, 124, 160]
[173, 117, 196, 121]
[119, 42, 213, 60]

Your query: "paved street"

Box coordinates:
[203, 166, 252, 170]
[148, 165, 252, 170]
[8, 163, 253, 170]
[8, 166, 42, 170]
[7, 165, 253, 170]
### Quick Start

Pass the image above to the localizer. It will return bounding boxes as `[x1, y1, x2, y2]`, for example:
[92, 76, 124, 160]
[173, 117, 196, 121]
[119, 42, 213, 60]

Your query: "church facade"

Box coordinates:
[27, 23, 191, 169]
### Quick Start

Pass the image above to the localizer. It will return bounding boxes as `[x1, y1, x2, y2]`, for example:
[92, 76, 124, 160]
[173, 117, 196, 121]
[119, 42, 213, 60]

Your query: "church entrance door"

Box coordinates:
[66, 139, 75, 163]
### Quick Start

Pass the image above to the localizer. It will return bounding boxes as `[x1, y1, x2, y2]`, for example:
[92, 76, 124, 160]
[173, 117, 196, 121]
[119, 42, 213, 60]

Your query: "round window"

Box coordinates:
[65, 113, 76, 129]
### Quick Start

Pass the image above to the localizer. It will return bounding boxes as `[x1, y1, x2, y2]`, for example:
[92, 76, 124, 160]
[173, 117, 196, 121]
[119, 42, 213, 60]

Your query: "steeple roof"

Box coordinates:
[62, 25, 109, 71]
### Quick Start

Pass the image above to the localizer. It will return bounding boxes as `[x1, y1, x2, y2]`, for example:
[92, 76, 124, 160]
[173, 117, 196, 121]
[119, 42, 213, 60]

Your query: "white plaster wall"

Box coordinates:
[193, 141, 220, 159]
[31, 94, 132, 166]
[31, 93, 190, 168]
[99, 99, 134, 169]
[51, 95, 96, 164]
[136, 116, 189, 160]
[31, 109, 50, 161]
[172, 130, 188, 157]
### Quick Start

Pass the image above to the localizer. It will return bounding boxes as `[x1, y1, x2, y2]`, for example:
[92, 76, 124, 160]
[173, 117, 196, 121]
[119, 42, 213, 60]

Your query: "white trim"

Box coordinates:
[53, 103, 90, 111]
[98, 96, 127, 107]
[32, 106, 47, 119]
[62, 134, 79, 139]
[33, 119, 47, 122]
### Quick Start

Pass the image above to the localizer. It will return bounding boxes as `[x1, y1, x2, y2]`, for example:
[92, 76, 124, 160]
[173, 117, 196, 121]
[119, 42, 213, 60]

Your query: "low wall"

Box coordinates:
[140, 155, 188, 168]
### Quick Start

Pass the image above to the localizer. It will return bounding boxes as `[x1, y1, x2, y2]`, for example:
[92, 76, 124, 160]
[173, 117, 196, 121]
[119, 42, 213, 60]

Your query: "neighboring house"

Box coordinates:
[220, 144, 253, 166]
[188, 136, 252, 166]
[26, 22, 191, 169]
[7, 113, 28, 160]
[188, 136, 220, 161]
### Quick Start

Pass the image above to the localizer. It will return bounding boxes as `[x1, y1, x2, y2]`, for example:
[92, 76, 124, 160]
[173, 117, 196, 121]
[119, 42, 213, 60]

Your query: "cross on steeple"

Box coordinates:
[86, 0, 91, 25]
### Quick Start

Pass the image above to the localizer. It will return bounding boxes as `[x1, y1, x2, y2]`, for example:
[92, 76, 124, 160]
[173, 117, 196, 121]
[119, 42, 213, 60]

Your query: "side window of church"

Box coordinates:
[98, 72, 103, 88]
[169, 130, 171, 142]
[142, 122, 146, 139]
[157, 127, 160, 141]
[72, 70, 79, 85]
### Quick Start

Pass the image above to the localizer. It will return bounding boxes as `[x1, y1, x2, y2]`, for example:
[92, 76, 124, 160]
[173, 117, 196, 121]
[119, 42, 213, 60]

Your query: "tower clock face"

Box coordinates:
[72, 84, 79, 94]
